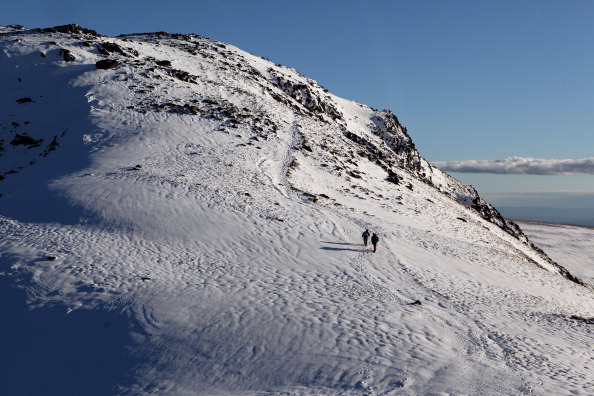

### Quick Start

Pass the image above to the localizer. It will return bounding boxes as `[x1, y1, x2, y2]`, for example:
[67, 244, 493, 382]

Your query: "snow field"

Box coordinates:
[1, 27, 593, 395]
[517, 220, 594, 287]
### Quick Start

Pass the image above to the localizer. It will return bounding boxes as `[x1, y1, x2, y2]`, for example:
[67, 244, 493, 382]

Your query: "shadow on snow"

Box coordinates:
[320, 241, 368, 252]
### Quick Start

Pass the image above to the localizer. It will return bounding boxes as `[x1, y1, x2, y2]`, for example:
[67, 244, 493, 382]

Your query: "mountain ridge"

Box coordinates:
[0, 24, 575, 279]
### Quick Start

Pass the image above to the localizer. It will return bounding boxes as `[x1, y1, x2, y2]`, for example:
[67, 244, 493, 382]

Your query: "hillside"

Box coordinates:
[1, 24, 593, 395]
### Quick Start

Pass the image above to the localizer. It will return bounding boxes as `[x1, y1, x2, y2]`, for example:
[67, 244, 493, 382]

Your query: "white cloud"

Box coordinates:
[433, 157, 594, 175]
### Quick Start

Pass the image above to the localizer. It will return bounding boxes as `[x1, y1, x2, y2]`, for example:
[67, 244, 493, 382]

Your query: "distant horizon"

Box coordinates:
[499, 206, 594, 227]
[475, 182, 594, 226]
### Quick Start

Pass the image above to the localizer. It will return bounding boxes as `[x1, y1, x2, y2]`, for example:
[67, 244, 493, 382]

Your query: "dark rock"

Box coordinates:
[170, 69, 197, 83]
[347, 170, 362, 179]
[386, 169, 400, 184]
[16, 97, 34, 104]
[11, 134, 42, 147]
[272, 73, 343, 122]
[40, 136, 59, 157]
[99, 41, 126, 55]
[45, 24, 99, 37]
[98, 41, 138, 57]
[571, 315, 594, 324]
[95, 59, 119, 70]
[60, 49, 76, 62]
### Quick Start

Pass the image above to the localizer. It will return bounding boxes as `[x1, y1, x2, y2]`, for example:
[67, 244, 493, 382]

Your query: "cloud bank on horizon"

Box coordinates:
[433, 157, 594, 175]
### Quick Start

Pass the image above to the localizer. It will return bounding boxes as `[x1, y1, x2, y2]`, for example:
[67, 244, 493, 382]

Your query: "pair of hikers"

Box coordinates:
[361, 229, 379, 252]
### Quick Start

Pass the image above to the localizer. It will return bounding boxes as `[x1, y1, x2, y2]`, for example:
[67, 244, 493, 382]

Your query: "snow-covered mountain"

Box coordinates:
[1, 24, 592, 395]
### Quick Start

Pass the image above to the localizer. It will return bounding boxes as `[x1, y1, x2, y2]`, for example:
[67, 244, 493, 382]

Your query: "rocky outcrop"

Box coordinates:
[371, 110, 423, 173]
[98, 41, 139, 57]
[41, 24, 99, 37]
[271, 72, 343, 122]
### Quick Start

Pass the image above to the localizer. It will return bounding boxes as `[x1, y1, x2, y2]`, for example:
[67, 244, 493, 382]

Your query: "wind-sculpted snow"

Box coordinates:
[1, 25, 593, 395]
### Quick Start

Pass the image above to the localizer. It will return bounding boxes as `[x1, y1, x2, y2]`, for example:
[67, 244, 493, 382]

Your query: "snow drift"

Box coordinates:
[1, 24, 593, 395]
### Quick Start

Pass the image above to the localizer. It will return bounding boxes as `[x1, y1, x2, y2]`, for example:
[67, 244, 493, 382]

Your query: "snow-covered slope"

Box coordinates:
[1, 25, 593, 395]
[516, 220, 594, 289]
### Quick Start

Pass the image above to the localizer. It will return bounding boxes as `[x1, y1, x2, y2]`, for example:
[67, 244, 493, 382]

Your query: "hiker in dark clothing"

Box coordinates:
[362, 229, 370, 246]
[371, 233, 379, 253]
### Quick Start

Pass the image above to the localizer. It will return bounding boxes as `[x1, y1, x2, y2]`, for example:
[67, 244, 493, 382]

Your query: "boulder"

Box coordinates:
[60, 49, 75, 62]
[99, 41, 126, 55]
[96, 59, 119, 70]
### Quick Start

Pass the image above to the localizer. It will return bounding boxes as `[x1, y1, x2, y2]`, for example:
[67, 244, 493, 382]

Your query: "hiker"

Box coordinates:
[362, 229, 370, 246]
[371, 233, 379, 253]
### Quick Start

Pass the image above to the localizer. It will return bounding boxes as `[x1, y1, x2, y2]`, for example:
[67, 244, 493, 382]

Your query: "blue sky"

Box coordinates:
[3, 0, 594, 220]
